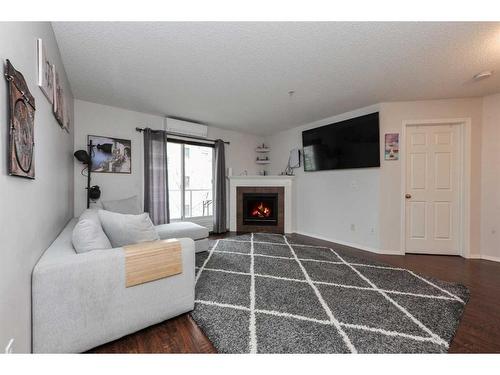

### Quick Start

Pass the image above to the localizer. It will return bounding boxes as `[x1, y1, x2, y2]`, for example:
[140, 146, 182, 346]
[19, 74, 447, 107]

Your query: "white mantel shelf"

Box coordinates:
[228, 175, 295, 180]
[228, 175, 294, 233]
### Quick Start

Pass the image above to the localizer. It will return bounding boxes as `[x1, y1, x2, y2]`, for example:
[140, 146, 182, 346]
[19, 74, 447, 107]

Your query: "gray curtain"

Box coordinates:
[213, 139, 227, 233]
[143, 128, 169, 225]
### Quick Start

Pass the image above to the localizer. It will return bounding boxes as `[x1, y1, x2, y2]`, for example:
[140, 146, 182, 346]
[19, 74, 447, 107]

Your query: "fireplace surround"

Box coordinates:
[236, 186, 284, 233]
[229, 176, 294, 233]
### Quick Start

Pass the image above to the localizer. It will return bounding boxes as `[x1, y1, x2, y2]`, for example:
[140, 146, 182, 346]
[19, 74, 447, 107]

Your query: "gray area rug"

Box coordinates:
[191, 233, 469, 353]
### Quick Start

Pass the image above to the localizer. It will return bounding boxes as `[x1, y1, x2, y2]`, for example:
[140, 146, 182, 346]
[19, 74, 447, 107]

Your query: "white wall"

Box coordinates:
[0, 22, 74, 353]
[378, 99, 483, 255]
[480, 93, 500, 262]
[74, 100, 263, 218]
[73, 100, 162, 215]
[267, 98, 484, 255]
[267, 104, 381, 251]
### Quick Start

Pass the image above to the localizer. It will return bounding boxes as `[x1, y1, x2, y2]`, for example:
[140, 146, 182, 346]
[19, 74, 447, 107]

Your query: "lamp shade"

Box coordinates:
[74, 150, 90, 164]
[89, 185, 101, 200]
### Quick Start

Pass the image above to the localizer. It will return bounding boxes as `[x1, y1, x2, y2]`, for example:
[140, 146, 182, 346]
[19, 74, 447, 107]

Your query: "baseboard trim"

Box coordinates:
[466, 253, 482, 259]
[479, 254, 500, 263]
[458, 253, 500, 263]
[293, 231, 402, 256]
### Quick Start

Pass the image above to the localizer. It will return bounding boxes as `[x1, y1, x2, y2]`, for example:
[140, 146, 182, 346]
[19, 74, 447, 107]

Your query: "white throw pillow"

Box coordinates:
[72, 209, 112, 253]
[102, 195, 141, 215]
[98, 210, 159, 248]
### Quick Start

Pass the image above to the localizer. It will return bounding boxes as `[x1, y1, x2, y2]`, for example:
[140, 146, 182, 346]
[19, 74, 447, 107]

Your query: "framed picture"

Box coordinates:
[37, 39, 54, 104]
[53, 69, 65, 127]
[88, 135, 132, 174]
[63, 92, 71, 132]
[384, 133, 399, 160]
[5, 60, 36, 179]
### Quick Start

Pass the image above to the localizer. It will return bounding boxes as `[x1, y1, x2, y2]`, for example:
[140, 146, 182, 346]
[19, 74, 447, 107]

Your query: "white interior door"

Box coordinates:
[404, 123, 461, 255]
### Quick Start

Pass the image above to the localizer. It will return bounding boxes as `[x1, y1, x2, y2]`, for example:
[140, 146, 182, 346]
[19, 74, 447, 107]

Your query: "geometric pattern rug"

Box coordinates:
[191, 233, 469, 353]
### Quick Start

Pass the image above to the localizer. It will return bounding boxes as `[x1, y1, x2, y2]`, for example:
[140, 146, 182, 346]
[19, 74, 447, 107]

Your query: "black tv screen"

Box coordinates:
[302, 112, 380, 171]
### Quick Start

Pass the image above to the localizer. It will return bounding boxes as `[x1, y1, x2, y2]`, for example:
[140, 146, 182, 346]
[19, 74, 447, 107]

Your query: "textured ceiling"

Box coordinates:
[52, 22, 500, 135]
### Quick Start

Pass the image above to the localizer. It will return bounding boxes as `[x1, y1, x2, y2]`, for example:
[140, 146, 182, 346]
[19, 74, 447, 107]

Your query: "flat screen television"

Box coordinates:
[302, 112, 380, 171]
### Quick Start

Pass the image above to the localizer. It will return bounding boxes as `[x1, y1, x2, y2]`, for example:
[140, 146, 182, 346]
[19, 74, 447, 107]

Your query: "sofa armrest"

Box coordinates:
[32, 238, 195, 353]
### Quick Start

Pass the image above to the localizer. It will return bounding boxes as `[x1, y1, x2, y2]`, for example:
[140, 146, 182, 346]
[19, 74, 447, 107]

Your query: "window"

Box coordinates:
[167, 142, 213, 221]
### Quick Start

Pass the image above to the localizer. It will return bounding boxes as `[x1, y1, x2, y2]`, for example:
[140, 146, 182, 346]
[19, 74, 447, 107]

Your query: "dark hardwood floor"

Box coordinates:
[88, 232, 500, 353]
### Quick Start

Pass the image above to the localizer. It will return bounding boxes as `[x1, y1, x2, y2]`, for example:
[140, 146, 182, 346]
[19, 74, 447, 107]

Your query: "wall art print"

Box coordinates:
[53, 68, 65, 127]
[88, 135, 132, 174]
[37, 38, 54, 104]
[5, 59, 36, 179]
[384, 133, 399, 161]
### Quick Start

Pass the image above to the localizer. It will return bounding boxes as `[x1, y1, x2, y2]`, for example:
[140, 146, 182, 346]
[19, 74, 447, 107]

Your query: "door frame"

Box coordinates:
[400, 118, 472, 257]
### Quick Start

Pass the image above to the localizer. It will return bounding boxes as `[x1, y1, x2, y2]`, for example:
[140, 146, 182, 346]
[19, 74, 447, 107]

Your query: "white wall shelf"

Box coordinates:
[256, 145, 270, 169]
[255, 147, 271, 153]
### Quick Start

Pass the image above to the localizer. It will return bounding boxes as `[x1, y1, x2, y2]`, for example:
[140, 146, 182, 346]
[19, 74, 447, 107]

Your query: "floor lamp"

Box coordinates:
[73, 140, 100, 209]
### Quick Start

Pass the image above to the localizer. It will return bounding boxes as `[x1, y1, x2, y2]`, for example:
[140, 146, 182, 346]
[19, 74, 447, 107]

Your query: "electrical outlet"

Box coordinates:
[5, 338, 14, 354]
[350, 224, 355, 231]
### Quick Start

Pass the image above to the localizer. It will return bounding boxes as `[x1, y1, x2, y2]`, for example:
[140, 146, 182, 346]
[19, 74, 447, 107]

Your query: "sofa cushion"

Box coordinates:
[72, 209, 112, 254]
[102, 195, 141, 215]
[155, 221, 209, 241]
[98, 210, 160, 248]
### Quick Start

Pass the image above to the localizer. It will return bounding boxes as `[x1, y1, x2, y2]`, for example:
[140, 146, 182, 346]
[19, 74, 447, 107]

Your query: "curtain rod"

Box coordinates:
[135, 127, 230, 145]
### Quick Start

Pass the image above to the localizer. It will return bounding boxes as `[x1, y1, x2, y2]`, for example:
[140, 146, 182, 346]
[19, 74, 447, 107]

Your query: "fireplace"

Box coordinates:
[236, 186, 284, 233]
[243, 193, 278, 226]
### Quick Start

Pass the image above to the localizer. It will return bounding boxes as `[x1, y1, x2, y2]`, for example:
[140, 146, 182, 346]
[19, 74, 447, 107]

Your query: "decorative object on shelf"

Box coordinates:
[384, 133, 399, 160]
[74, 139, 100, 209]
[53, 69, 65, 127]
[5, 59, 36, 179]
[255, 143, 271, 152]
[88, 135, 132, 173]
[37, 39, 54, 104]
[255, 156, 270, 164]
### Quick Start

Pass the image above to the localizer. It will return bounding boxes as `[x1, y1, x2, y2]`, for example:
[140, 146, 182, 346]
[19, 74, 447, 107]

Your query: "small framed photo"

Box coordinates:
[53, 69, 65, 127]
[385, 133, 399, 160]
[37, 39, 54, 104]
[63, 92, 71, 132]
[88, 135, 132, 174]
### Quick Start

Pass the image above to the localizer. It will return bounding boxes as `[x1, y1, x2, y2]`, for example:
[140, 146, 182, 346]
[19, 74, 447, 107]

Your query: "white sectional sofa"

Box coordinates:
[32, 217, 208, 353]
[155, 221, 209, 253]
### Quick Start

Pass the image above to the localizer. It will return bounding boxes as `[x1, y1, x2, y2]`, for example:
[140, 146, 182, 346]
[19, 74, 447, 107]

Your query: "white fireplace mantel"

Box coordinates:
[228, 175, 294, 233]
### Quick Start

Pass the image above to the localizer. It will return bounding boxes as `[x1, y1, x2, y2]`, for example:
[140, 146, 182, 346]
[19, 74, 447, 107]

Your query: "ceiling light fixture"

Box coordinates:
[473, 70, 493, 81]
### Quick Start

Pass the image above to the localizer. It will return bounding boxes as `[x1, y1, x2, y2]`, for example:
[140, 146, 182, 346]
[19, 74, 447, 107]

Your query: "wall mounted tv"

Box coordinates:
[302, 112, 380, 171]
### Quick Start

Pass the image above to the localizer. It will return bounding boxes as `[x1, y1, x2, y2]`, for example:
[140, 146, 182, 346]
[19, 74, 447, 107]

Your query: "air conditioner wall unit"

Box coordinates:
[165, 117, 208, 138]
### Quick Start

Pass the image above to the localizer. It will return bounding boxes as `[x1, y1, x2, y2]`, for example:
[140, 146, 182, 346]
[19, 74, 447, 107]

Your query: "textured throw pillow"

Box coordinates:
[102, 195, 142, 215]
[72, 209, 112, 254]
[98, 210, 159, 248]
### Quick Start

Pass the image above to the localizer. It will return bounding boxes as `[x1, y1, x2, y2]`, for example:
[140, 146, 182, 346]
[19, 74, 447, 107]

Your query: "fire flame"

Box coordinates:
[251, 202, 271, 218]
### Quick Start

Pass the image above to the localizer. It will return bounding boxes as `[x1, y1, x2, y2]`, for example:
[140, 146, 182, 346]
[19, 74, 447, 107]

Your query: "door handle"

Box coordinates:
[405, 193, 412, 199]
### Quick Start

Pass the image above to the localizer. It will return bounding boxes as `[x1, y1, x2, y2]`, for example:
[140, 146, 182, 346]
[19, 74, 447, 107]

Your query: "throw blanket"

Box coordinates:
[123, 239, 182, 287]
